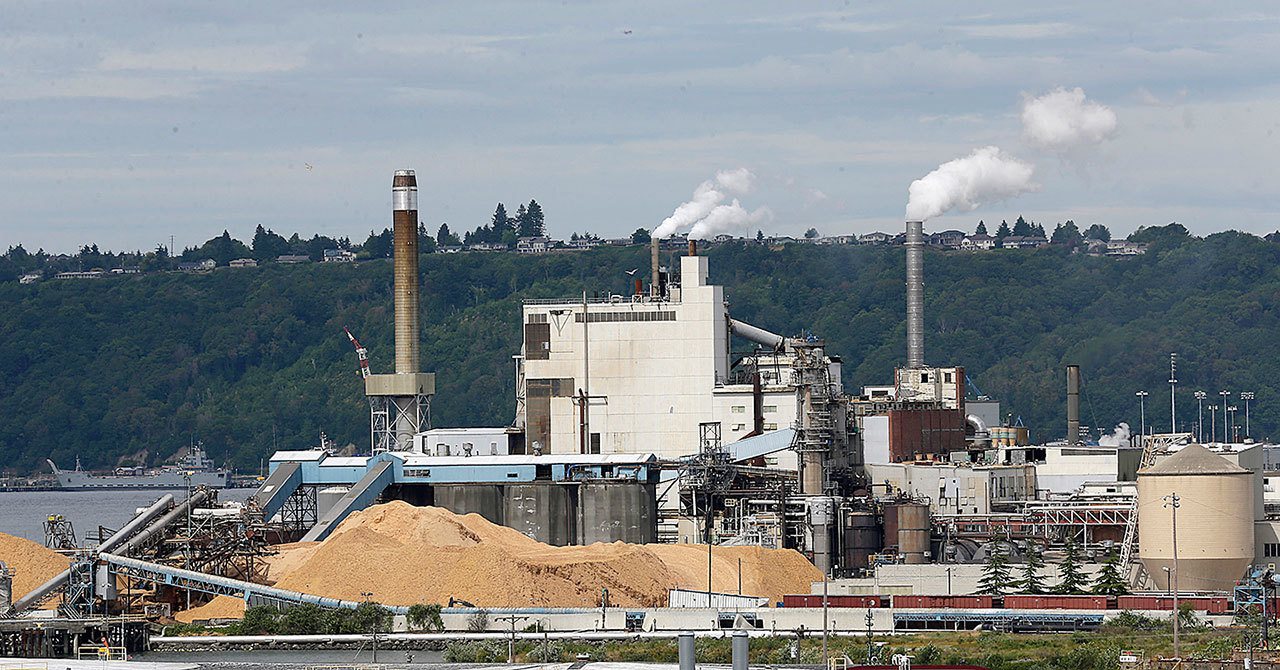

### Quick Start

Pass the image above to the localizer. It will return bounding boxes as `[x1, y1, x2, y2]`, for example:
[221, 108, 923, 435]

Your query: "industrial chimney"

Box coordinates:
[905, 220, 925, 368]
[650, 236, 659, 297]
[1066, 365, 1081, 445]
[392, 170, 419, 374]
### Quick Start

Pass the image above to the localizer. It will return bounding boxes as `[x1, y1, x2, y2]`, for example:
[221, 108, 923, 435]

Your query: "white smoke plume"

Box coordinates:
[1098, 422, 1132, 447]
[654, 168, 770, 239]
[1021, 87, 1118, 151]
[904, 146, 1038, 221]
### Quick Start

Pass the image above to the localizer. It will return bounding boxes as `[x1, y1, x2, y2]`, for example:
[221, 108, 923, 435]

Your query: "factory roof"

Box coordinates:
[270, 450, 326, 462]
[729, 428, 797, 462]
[398, 452, 658, 466]
[1141, 443, 1249, 476]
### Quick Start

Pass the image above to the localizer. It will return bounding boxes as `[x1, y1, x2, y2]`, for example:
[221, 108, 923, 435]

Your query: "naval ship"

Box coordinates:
[47, 444, 230, 490]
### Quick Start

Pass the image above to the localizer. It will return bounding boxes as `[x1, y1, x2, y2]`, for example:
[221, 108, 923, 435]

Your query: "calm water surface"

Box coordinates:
[0, 488, 254, 544]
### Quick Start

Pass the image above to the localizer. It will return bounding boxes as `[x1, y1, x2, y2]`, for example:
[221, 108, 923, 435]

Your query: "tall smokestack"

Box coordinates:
[1066, 365, 1081, 445]
[688, 238, 697, 256]
[905, 220, 925, 368]
[651, 236, 659, 297]
[392, 170, 419, 375]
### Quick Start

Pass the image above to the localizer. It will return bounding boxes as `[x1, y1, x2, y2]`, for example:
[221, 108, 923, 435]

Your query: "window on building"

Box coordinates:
[944, 372, 953, 383]
[731, 406, 745, 413]
[764, 422, 778, 430]
[589, 433, 601, 454]
[920, 372, 930, 383]
[763, 405, 777, 413]
[732, 424, 745, 431]
[1266, 543, 1280, 558]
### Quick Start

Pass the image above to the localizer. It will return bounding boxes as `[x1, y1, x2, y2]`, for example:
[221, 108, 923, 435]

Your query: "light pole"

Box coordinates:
[1169, 353, 1178, 433]
[1194, 391, 1206, 442]
[1242, 392, 1255, 439]
[183, 471, 192, 611]
[1209, 406, 1217, 445]
[1228, 406, 1239, 443]
[1220, 390, 1232, 442]
[1136, 391, 1149, 438]
[360, 591, 377, 663]
[1163, 493, 1180, 658]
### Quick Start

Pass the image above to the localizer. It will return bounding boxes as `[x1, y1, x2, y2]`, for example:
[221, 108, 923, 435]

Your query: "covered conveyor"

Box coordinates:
[299, 460, 394, 542]
[253, 460, 302, 520]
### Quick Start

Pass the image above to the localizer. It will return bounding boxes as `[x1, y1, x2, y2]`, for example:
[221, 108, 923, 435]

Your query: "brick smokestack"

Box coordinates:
[392, 170, 419, 374]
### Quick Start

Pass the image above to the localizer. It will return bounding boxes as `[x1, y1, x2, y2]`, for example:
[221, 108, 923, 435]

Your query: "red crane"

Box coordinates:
[343, 327, 372, 379]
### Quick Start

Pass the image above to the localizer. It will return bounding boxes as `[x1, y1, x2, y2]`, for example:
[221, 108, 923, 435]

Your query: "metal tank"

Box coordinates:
[504, 484, 576, 546]
[433, 484, 504, 525]
[1137, 444, 1254, 591]
[578, 483, 657, 544]
[0, 560, 11, 615]
[841, 510, 881, 571]
[896, 502, 931, 564]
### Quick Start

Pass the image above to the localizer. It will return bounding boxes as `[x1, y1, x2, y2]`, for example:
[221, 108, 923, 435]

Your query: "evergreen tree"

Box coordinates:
[756, 230, 764, 242]
[1019, 546, 1047, 594]
[1031, 222, 1047, 238]
[361, 228, 393, 259]
[1012, 215, 1032, 237]
[975, 220, 988, 236]
[1083, 223, 1111, 242]
[630, 228, 651, 244]
[804, 227, 820, 239]
[521, 199, 546, 237]
[436, 223, 460, 247]
[1092, 550, 1129, 595]
[513, 204, 528, 236]
[251, 224, 291, 261]
[1054, 539, 1088, 594]
[491, 203, 509, 233]
[978, 545, 1013, 595]
[995, 220, 1012, 240]
[1051, 220, 1082, 246]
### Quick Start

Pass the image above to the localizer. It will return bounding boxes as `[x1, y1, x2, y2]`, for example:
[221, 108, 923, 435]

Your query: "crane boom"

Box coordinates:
[343, 327, 372, 379]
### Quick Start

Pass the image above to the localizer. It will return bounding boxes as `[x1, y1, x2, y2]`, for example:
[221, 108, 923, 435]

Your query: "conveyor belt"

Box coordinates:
[299, 460, 394, 542]
[253, 461, 302, 520]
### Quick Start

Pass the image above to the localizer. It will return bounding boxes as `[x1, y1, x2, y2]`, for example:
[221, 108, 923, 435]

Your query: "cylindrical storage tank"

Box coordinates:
[578, 483, 657, 544]
[0, 561, 11, 615]
[504, 483, 576, 546]
[882, 504, 900, 550]
[841, 511, 881, 570]
[433, 484, 504, 525]
[896, 503, 930, 564]
[1138, 444, 1254, 591]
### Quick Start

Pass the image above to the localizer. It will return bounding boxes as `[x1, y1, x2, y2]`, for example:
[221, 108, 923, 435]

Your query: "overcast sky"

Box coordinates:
[3, 2, 1279, 253]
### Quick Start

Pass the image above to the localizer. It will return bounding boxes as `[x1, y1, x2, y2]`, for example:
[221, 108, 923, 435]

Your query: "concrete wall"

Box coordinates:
[865, 463, 1036, 515]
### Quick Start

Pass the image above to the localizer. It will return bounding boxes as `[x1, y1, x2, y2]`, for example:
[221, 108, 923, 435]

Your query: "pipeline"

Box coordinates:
[114, 489, 212, 556]
[9, 493, 176, 614]
[728, 319, 791, 351]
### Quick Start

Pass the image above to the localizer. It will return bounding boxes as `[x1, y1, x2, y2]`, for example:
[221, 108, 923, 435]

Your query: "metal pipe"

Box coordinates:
[729, 318, 788, 351]
[1066, 365, 1081, 445]
[115, 489, 212, 556]
[732, 630, 749, 670]
[98, 494, 175, 553]
[392, 170, 419, 375]
[651, 236, 660, 297]
[905, 220, 925, 368]
[679, 632, 696, 670]
[688, 239, 697, 256]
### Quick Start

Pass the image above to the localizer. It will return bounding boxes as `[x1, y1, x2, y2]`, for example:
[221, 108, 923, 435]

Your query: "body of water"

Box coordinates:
[0, 488, 254, 544]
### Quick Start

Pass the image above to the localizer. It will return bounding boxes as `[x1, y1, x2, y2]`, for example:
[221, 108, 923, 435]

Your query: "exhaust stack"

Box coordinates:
[905, 220, 925, 368]
[392, 170, 419, 374]
[651, 236, 659, 296]
[1066, 365, 1081, 445]
[688, 238, 697, 256]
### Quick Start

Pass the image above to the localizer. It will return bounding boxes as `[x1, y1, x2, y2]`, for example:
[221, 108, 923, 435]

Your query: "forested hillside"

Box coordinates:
[3, 224, 1278, 473]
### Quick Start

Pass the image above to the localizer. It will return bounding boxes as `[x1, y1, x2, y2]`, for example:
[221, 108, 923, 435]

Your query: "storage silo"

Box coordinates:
[1137, 444, 1254, 591]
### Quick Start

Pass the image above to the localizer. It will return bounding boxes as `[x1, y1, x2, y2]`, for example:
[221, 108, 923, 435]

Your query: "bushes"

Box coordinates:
[230, 602, 393, 636]
[406, 603, 443, 632]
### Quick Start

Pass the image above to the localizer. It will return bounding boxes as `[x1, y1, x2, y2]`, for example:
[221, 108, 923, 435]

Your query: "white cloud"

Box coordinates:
[1021, 87, 1118, 151]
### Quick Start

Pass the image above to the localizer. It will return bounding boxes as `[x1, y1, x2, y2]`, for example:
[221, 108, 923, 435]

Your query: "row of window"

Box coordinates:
[574, 311, 676, 323]
[731, 405, 778, 413]
[732, 422, 779, 431]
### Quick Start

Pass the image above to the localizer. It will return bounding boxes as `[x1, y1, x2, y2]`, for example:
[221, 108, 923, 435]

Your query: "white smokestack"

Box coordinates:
[905, 146, 1037, 222]
[654, 168, 769, 239]
[1021, 87, 1117, 152]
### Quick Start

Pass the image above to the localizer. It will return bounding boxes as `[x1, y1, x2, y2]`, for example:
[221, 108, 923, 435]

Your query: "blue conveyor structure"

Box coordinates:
[253, 460, 302, 520]
[299, 460, 395, 542]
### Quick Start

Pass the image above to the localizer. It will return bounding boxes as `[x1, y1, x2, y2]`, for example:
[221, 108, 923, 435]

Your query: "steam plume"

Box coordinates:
[654, 168, 770, 239]
[1021, 87, 1117, 151]
[904, 146, 1037, 221]
[1098, 422, 1131, 447]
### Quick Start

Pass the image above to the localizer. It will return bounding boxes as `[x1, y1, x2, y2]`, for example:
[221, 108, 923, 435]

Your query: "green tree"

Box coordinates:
[251, 225, 291, 261]
[361, 228, 393, 259]
[975, 220, 988, 236]
[1012, 216, 1032, 237]
[978, 545, 1012, 595]
[1092, 550, 1129, 595]
[437, 223, 461, 247]
[407, 603, 444, 631]
[1083, 223, 1111, 242]
[995, 219, 1011, 240]
[518, 200, 546, 237]
[755, 230, 764, 242]
[492, 203, 510, 234]
[631, 228, 651, 244]
[235, 605, 281, 634]
[1019, 546, 1047, 594]
[1054, 540, 1088, 594]
[804, 228, 820, 239]
[1051, 220, 1082, 246]
[347, 601, 393, 634]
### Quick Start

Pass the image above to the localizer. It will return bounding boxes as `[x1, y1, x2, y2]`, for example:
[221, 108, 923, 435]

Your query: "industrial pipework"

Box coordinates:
[392, 170, 420, 375]
[1066, 365, 1081, 445]
[905, 220, 925, 368]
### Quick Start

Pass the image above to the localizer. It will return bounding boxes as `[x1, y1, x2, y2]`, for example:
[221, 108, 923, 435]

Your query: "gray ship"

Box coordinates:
[47, 444, 230, 490]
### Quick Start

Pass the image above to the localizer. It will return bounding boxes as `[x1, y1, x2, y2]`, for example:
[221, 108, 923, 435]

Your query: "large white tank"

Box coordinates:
[1138, 444, 1253, 591]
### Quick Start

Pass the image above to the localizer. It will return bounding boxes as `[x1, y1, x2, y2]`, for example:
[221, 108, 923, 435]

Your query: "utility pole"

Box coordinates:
[1163, 493, 1181, 658]
[865, 609, 875, 663]
[1136, 391, 1149, 439]
[494, 614, 528, 663]
[1195, 391, 1206, 442]
[1209, 406, 1218, 446]
[1168, 353, 1178, 433]
[1221, 390, 1232, 443]
[1242, 392, 1255, 438]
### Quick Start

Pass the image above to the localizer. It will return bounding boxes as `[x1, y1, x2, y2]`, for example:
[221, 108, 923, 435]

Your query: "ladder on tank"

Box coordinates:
[1118, 433, 1193, 587]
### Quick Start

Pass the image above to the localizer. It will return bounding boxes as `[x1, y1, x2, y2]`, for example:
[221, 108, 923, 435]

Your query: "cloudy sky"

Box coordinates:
[3, 2, 1278, 252]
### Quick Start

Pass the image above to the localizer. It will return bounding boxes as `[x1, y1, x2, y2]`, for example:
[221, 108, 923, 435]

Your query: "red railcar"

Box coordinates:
[1003, 595, 1109, 610]
[1116, 595, 1230, 615]
[781, 594, 886, 608]
[892, 595, 994, 609]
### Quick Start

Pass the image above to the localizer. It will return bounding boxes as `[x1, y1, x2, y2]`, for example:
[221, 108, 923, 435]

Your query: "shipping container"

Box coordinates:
[1003, 595, 1108, 610]
[1116, 595, 1230, 614]
[892, 595, 994, 609]
[782, 595, 885, 608]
